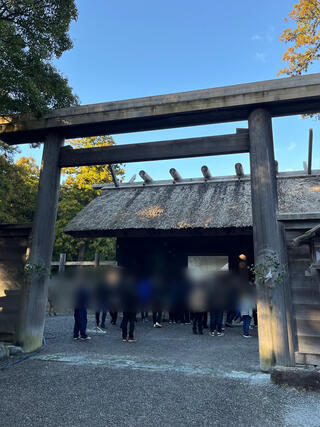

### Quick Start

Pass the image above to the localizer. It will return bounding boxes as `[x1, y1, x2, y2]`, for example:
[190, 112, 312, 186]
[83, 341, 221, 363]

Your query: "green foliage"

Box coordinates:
[24, 262, 50, 278]
[0, 140, 18, 160]
[0, 0, 78, 117]
[52, 136, 125, 261]
[249, 252, 287, 287]
[0, 152, 39, 223]
[0, 135, 123, 261]
[52, 184, 117, 261]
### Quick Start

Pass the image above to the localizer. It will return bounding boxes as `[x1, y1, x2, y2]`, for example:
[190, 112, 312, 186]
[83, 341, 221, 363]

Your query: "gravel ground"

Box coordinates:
[1, 315, 319, 427]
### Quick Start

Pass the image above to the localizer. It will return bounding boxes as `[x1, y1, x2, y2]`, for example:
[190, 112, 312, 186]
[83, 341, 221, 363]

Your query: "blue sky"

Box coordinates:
[17, 0, 320, 181]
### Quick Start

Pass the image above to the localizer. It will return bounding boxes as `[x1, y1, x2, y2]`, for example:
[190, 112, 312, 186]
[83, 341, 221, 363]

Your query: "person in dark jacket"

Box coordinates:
[73, 282, 91, 341]
[107, 268, 121, 326]
[94, 277, 109, 330]
[189, 278, 207, 335]
[120, 272, 139, 342]
[208, 272, 227, 337]
[138, 277, 152, 322]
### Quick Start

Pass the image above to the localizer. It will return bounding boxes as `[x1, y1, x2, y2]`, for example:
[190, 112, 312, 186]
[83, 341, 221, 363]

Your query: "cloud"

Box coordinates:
[266, 33, 274, 42]
[252, 27, 274, 43]
[288, 142, 296, 151]
[251, 34, 262, 41]
[255, 52, 267, 63]
[266, 26, 275, 42]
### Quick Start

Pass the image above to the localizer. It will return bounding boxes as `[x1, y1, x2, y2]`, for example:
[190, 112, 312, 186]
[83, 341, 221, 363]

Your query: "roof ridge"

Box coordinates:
[92, 170, 320, 191]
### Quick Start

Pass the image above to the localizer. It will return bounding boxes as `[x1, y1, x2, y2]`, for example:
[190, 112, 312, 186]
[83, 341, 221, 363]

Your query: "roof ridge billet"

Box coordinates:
[92, 170, 320, 191]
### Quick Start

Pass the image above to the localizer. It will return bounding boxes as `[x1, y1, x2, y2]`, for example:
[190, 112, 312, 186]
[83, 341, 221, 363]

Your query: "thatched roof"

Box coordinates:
[64, 174, 320, 237]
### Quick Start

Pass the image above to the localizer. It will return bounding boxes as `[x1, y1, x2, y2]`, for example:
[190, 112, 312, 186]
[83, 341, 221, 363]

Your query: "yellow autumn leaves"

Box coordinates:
[279, 0, 320, 75]
[63, 136, 124, 190]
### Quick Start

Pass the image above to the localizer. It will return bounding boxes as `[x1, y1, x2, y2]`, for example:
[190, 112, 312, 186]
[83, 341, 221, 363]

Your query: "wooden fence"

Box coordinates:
[51, 253, 117, 273]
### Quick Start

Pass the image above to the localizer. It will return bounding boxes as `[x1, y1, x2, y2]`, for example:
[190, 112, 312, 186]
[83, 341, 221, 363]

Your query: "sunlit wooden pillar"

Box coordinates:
[249, 108, 294, 371]
[16, 133, 64, 352]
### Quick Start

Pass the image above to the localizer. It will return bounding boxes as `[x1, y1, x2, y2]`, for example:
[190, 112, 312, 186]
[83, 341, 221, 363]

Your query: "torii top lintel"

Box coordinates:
[1, 73, 320, 145]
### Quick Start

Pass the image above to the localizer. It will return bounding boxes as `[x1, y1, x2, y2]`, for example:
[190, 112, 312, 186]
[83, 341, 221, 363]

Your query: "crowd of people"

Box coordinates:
[71, 267, 257, 343]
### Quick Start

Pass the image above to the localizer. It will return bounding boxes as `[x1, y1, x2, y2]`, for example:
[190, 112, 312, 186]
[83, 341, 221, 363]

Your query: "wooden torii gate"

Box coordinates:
[1, 73, 320, 371]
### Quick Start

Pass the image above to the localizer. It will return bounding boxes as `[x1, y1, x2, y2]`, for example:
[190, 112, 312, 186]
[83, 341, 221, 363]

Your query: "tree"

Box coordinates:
[279, 0, 320, 75]
[53, 136, 125, 261]
[0, 135, 123, 261]
[0, 0, 78, 118]
[0, 154, 39, 223]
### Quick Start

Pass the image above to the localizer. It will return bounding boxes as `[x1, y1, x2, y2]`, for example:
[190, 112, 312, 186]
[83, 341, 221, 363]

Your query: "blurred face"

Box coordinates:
[239, 261, 247, 270]
[106, 269, 120, 286]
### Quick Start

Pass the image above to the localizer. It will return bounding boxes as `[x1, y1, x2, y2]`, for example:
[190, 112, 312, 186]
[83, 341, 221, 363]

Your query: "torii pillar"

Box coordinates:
[16, 133, 64, 352]
[249, 108, 295, 372]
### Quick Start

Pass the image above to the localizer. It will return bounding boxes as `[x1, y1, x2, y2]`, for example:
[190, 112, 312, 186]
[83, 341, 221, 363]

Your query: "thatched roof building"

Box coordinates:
[64, 171, 320, 367]
[65, 172, 320, 237]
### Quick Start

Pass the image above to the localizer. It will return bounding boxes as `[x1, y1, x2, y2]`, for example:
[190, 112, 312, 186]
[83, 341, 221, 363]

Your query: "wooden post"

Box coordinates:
[77, 243, 86, 271]
[308, 128, 313, 175]
[78, 244, 86, 261]
[59, 253, 66, 273]
[94, 252, 100, 268]
[249, 108, 294, 371]
[16, 133, 64, 352]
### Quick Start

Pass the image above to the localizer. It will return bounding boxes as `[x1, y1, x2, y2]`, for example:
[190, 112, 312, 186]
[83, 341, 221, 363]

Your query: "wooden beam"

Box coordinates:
[277, 212, 320, 221]
[2, 74, 320, 144]
[59, 131, 250, 167]
[108, 164, 119, 187]
[292, 224, 320, 247]
[51, 260, 117, 266]
[308, 128, 313, 175]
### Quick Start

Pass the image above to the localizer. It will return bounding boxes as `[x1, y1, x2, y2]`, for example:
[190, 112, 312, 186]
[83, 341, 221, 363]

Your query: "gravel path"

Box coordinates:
[1, 315, 319, 426]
